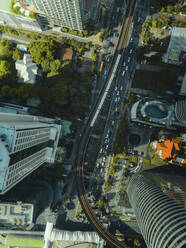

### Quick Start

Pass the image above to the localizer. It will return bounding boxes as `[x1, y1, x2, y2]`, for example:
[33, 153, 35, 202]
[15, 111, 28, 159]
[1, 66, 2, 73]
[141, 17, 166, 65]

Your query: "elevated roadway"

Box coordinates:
[75, 0, 137, 247]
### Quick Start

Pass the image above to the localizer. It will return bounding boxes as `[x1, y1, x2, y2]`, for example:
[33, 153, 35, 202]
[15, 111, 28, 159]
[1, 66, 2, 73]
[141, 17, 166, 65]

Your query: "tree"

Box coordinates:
[151, 20, 157, 28]
[83, 30, 88, 36]
[1, 85, 11, 97]
[16, 85, 29, 101]
[0, 39, 14, 58]
[134, 238, 141, 247]
[166, 5, 174, 13]
[41, 60, 51, 72]
[0, 60, 12, 79]
[89, 65, 95, 74]
[12, 48, 23, 60]
[28, 41, 56, 65]
[50, 59, 61, 72]
[29, 12, 36, 18]
[91, 51, 97, 62]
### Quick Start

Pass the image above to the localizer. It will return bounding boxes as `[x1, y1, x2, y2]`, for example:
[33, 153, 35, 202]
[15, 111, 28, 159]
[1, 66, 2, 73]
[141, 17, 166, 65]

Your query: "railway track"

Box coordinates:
[75, 0, 136, 247]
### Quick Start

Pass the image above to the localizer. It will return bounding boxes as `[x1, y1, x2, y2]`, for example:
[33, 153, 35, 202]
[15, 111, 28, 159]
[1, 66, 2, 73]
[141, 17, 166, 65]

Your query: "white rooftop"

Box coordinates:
[15, 54, 40, 84]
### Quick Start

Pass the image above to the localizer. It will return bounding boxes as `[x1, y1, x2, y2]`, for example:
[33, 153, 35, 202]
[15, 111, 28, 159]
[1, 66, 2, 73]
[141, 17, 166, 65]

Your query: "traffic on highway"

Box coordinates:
[75, 0, 147, 246]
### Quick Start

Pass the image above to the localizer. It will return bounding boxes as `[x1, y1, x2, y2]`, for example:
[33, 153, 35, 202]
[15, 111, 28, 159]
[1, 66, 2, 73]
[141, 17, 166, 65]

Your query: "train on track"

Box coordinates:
[90, 54, 121, 127]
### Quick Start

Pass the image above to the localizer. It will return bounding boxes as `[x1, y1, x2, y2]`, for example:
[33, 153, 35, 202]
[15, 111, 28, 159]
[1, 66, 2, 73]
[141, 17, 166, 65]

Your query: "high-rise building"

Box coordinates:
[0, 113, 61, 195]
[30, 0, 100, 31]
[127, 168, 186, 248]
[175, 100, 186, 124]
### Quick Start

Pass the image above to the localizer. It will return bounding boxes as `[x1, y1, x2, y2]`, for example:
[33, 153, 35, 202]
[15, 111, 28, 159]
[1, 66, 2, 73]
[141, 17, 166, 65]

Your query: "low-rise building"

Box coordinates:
[15, 54, 41, 84]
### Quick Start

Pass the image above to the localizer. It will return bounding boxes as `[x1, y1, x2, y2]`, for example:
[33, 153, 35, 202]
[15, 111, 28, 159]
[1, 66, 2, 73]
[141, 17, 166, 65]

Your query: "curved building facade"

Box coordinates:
[175, 100, 186, 124]
[127, 169, 186, 248]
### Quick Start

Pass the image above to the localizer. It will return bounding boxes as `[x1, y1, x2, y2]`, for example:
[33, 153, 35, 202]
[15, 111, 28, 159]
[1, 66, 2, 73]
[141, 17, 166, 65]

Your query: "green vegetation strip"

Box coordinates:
[6, 235, 43, 247]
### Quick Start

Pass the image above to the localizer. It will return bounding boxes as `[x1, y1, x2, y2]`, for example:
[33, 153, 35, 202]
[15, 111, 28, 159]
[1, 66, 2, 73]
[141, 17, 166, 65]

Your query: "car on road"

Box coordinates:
[121, 86, 123, 90]
[126, 65, 128, 71]
[123, 62, 126, 66]
[111, 110, 115, 115]
[115, 107, 118, 112]
[122, 70, 125, 76]
[115, 98, 118, 102]
[128, 57, 131, 62]
[105, 138, 109, 143]
[106, 144, 109, 149]
[118, 83, 121, 88]
[116, 91, 120, 96]
[112, 120, 115, 126]
[129, 49, 133, 54]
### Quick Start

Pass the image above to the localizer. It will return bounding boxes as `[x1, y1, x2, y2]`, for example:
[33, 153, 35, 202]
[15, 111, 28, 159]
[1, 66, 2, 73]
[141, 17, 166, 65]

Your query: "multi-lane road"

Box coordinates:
[75, 0, 137, 247]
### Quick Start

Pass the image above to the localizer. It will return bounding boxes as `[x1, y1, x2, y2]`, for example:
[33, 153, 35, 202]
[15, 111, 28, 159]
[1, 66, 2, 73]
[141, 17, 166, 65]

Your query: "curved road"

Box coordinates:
[75, 0, 136, 247]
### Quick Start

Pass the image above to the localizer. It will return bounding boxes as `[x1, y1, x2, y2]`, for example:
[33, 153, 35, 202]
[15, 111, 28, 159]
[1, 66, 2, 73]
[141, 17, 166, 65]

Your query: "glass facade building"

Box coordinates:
[127, 168, 186, 248]
[0, 113, 61, 195]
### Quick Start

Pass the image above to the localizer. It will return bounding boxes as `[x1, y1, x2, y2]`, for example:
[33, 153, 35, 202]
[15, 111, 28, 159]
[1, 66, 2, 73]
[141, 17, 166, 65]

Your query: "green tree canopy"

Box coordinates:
[151, 20, 157, 28]
[1, 85, 11, 97]
[28, 40, 56, 65]
[12, 48, 23, 60]
[0, 39, 14, 58]
[91, 51, 97, 62]
[50, 59, 61, 72]
[0, 60, 12, 79]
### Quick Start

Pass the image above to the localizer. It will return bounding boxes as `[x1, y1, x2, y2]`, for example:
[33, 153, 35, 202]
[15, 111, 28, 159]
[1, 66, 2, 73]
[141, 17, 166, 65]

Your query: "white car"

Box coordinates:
[123, 62, 126, 66]
[122, 70, 125, 76]
[128, 57, 131, 62]
[130, 49, 133, 54]
[121, 86, 123, 90]
[115, 98, 118, 102]
[126, 66, 128, 71]
[116, 91, 120, 96]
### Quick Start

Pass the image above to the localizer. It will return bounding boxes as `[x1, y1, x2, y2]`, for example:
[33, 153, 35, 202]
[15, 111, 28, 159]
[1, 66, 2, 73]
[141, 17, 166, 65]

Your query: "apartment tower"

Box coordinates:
[127, 167, 186, 248]
[31, 0, 99, 31]
[0, 113, 61, 195]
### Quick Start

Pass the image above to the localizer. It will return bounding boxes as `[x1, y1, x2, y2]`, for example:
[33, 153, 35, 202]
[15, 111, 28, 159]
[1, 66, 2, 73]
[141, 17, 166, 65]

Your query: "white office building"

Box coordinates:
[31, 0, 100, 31]
[0, 113, 61, 195]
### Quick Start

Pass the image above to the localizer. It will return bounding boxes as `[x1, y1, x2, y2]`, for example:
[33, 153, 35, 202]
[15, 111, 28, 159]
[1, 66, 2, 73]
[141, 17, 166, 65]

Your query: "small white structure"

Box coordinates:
[16, 44, 28, 52]
[15, 54, 41, 84]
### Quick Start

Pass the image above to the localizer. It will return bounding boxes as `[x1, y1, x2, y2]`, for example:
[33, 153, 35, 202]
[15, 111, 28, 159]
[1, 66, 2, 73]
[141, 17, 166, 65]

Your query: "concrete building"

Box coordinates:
[44, 222, 104, 248]
[29, 0, 100, 31]
[0, 112, 61, 195]
[15, 54, 41, 84]
[163, 27, 186, 65]
[127, 167, 186, 248]
[130, 98, 186, 129]
[0, 202, 33, 229]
